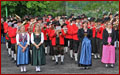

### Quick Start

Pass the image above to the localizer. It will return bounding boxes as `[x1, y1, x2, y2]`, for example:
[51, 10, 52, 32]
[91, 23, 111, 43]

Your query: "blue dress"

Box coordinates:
[78, 28, 92, 66]
[79, 37, 92, 66]
[17, 33, 29, 66]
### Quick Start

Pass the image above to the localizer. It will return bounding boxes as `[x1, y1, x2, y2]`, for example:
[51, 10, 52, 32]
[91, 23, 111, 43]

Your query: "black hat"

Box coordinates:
[96, 18, 102, 23]
[114, 14, 119, 17]
[46, 22, 50, 26]
[26, 18, 30, 21]
[37, 17, 43, 21]
[51, 21, 56, 25]
[12, 19, 17, 22]
[61, 23, 67, 28]
[89, 17, 95, 22]
[76, 16, 81, 20]
[71, 18, 76, 22]
[103, 13, 107, 16]
[56, 21, 61, 26]
[103, 17, 110, 22]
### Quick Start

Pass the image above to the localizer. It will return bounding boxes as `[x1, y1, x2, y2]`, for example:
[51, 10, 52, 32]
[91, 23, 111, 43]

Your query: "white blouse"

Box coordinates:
[16, 33, 30, 45]
[106, 28, 112, 34]
[31, 32, 44, 44]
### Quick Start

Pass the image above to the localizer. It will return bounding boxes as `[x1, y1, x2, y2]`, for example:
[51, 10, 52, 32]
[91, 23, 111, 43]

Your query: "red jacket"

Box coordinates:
[3, 22, 8, 33]
[24, 23, 30, 32]
[41, 25, 48, 41]
[65, 24, 73, 39]
[72, 24, 79, 40]
[49, 29, 66, 46]
[96, 24, 104, 39]
[8, 27, 17, 44]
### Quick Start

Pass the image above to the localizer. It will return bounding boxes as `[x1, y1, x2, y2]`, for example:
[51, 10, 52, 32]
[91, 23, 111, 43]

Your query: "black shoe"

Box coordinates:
[55, 62, 58, 65]
[61, 62, 64, 65]
[75, 61, 78, 64]
[8, 55, 11, 57]
[110, 64, 114, 68]
[14, 60, 16, 63]
[11, 58, 14, 61]
[71, 58, 73, 60]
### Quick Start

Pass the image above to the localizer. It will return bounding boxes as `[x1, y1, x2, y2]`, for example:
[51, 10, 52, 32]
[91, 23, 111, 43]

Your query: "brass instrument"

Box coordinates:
[63, 27, 68, 33]
[15, 14, 21, 20]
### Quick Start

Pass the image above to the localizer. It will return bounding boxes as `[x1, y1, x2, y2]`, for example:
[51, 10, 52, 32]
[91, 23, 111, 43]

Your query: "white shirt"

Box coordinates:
[106, 28, 112, 34]
[16, 33, 30, 45]
[31, 32, 44, 44]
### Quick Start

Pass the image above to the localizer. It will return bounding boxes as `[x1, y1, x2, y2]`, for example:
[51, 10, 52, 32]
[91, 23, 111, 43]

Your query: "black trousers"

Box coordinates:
[8, 40, 11, 48]
[49, 40, 54, 56]
[53, 45, 64, 55]
[92, 37, 97, 53]
[69, 39, 73, 50]
[96, 38, 103, 56]
[73, 40, 80, 53]
[64, 38, 69, 47]
[11, 44, 15, 52]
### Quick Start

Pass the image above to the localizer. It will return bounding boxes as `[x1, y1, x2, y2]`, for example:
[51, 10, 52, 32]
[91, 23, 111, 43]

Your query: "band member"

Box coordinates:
[50, 22, 66, 64]
[88, 17, 96, 57]
[42, 23, 49, 55]
[48, 22, 55, 61]
[16, 25, 30, 72]
[3, 18, 9, 51]
[95, 18, 104, 59]
[67, 18, 75, 59]
[101, 22, 116, 68]
[78, 21, 92, 69]
[73, 17, 80, 63]
[31, 25, 46, 72]
[8, 23, 17, 62]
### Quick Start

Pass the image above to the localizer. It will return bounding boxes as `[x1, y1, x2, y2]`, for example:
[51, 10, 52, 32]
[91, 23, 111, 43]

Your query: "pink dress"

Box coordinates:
[101, 37, 115, 64]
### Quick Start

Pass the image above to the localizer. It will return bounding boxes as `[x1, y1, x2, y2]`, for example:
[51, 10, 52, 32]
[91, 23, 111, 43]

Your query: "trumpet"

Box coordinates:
[15, 14, 21, 20]
[63, 27, 68, 33]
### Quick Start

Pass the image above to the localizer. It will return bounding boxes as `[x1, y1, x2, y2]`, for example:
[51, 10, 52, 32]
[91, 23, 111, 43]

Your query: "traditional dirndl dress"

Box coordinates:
[17, 33, 29, 66]
[31, 33, 46, 66]
[101, 37, 115, 64]
[79, 37, 92, 66]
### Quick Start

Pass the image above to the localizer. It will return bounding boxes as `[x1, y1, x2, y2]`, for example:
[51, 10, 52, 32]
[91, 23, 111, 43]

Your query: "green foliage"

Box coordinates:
[1, 1, 119, 18]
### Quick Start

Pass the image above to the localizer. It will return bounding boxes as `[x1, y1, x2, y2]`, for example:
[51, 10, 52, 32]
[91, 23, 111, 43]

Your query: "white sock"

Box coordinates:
[52, 56, 55, 60]
[68, 41, 70, 47]
[20, 66, 24, 72]
[66, 47, 68, 53]
[47, 46, 50, 54]
[45, 47, 47, 54]
[6, 42, 8, 49]
[61, 55, 64, 62]
[23, 66, 26, 72]
[117, 41, 119, 48]
[30, 50, 32, 56]
[70, 50, 73, 58]
[14, 54, 16, 61]
[36, 66, 38, 71]
[74, 53, 78, 61]
[114, 41, 117, 48]
[11, 51, 14, 58]
[8, 48, 11, 55]
[55, 55, 58, 62]
[37, 66, 40, 71]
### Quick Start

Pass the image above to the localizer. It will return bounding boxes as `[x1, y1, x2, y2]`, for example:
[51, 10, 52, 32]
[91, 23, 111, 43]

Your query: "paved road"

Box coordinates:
[1, 44, 119, 74]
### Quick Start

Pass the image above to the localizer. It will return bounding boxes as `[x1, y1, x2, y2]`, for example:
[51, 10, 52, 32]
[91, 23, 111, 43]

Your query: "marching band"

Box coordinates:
[1, 13, 119, 72]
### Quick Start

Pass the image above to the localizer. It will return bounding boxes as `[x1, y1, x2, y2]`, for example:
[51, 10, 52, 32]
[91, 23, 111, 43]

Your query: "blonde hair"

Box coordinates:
[34, 24, 41, 34]
[20, 25, 25, 33]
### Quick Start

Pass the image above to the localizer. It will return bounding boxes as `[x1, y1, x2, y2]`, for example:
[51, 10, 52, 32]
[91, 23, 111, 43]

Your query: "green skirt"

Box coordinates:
[31, 44, 46, 66]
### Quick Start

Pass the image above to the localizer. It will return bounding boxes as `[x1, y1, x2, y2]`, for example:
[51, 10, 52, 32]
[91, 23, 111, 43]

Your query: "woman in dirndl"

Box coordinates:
[101, 22, 116, 68]
[16, 25, 30, 72]
[31, 24, 46, 72]
[78, 21, 92, 69]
